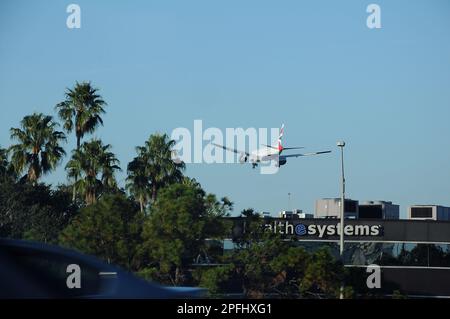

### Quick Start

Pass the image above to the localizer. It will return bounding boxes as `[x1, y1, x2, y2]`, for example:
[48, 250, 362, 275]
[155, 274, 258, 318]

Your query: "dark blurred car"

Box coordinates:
[0, 239, 206, 299]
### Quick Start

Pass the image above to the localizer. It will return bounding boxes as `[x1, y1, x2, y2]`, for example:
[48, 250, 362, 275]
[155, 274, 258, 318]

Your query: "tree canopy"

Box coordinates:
[9, 113, 66, 184]
[66, 139, 121, 204]
[55, 81, 106, 149]
[138, 182, 232, 285]
[59, 193, 144, 270]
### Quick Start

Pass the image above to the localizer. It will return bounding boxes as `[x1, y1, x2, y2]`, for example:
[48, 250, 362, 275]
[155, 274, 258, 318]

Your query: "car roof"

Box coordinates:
[0, 238, 118, 271]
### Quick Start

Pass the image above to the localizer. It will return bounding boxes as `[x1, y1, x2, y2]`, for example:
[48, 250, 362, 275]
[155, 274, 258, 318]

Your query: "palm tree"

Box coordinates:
[9, 113, 66, 184]
[55, 81, 107, 200]
[55, 81, 107, 149]
[144, 133, 185, 201]
[0, 147, 16, 182]
[126, 157, 149, 213]
[66, 139, 120, 205]
[101, 146, 121, 193]
[0, 148, 7, 179]
[127, 133, 185, 205]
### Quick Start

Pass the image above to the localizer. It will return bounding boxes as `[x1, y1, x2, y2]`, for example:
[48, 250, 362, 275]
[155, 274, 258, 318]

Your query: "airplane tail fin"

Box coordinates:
[277, 124, 304, 152]
[278, 124, 284, 152]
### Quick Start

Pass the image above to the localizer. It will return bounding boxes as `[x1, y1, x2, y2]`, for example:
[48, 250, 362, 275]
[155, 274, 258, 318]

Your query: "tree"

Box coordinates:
[0, 148, 8, 181]
[194, 212, 351, 298]
[0, 147, 16, 183]
[100, 144, 121, 193]
[203, 193, 233, 240]
[220, 241, 350, 298]
[300, 247, 348, 298]
[128, 133, 185, 204]
[9, 113, 66, 184]
[55, 81, 107, 200]
[233, 208, 265, 247]
[55, 81, 106, 149]
[0, 181, 77, 243]
[59, 193, 144, 270]
[66, 139, 121, 205]
[240, 208, 259, 218]
[126, 156, 150, 213]
[195, 223, 306, 298]
[138, 182, 231, 285]
[194, 264, 234, 296]
[231, 230, 290, 298]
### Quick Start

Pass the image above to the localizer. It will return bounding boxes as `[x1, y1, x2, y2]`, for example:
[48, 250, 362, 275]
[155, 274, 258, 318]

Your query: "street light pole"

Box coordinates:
[337, 141, 346, 299]
[337, 141, 346, 256]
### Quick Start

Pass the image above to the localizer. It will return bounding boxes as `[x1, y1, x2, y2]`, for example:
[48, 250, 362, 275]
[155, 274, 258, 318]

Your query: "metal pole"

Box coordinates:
[339, 144, 345, 256]
[337, 141, 346, 299]
[288, 192, 291, 212]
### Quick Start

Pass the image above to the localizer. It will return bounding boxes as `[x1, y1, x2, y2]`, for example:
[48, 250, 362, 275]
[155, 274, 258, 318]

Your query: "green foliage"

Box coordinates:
[269, 246, 311, 296]
[0, 92, 405, 298]
[59, 193, 143, 270]
[127, 133, 186, 205]
[194, 265, 234, 296]
[126, 156, 150, 213]
[300, 247, 348, 298]
[0, 181, 77, 243]
[139, 182, 232, 285]
[8, 113, 66, 183]
[136, 267, 161, 282]
[195, 212, 350, 299]
[231, 232, 287, 298]
[55, 81, 106, 148]
[235, 243, 350, 298]
[193, 228, 350, 299]
[232, 209, 266, 247]
[66, 139, 121, 204]
[0, 147, 16, 183]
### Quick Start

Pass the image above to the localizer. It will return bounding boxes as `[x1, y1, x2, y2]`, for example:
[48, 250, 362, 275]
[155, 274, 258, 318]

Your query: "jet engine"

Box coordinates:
[276, 158, 287, 167]
[239, 154, 248, 163]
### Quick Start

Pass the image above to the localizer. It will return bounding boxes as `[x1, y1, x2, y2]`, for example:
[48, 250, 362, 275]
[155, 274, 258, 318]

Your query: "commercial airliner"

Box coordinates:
[212, 124, 331, 168]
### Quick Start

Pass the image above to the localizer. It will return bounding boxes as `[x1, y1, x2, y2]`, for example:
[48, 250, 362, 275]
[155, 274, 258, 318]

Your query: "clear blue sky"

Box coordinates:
[1, 0, 450, 218]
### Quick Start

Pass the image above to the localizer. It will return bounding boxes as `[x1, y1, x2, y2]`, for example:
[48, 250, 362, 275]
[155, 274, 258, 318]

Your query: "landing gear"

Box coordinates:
[252, 163, 258, 169]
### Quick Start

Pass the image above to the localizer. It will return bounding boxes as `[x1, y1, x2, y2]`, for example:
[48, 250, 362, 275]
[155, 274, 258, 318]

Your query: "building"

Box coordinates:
[223, 217, 450, 297]
[259, 211, 272, 218]
[315, 198, 358, 219]
[279, 209, 314, 219]
[408, 205, 450, 221]
[358, 201, 399, 219]
[316, 198, 400, 220]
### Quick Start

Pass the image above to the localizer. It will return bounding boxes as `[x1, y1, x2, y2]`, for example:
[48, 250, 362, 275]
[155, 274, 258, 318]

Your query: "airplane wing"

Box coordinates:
[260, 144, 304, 150]
[260, 144, 278, 150]
[281, 146, 305, 150]
[280, 150, 331, 158]
[211, 143, 250, 156]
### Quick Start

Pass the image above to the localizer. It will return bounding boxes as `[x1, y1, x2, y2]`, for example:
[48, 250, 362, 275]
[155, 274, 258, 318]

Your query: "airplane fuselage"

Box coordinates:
[249, 147, 280, 163]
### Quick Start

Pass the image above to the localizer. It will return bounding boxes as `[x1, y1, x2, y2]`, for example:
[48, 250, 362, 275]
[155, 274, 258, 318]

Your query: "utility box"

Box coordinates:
[315, 198, 358, 219]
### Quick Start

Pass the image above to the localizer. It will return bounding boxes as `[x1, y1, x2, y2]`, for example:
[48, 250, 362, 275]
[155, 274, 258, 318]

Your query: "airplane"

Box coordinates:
[211, 124, 331, 168]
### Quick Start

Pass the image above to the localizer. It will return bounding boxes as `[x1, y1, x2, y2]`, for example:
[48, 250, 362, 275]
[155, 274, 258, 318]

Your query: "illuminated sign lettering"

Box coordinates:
[265, 221, 383, 238]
